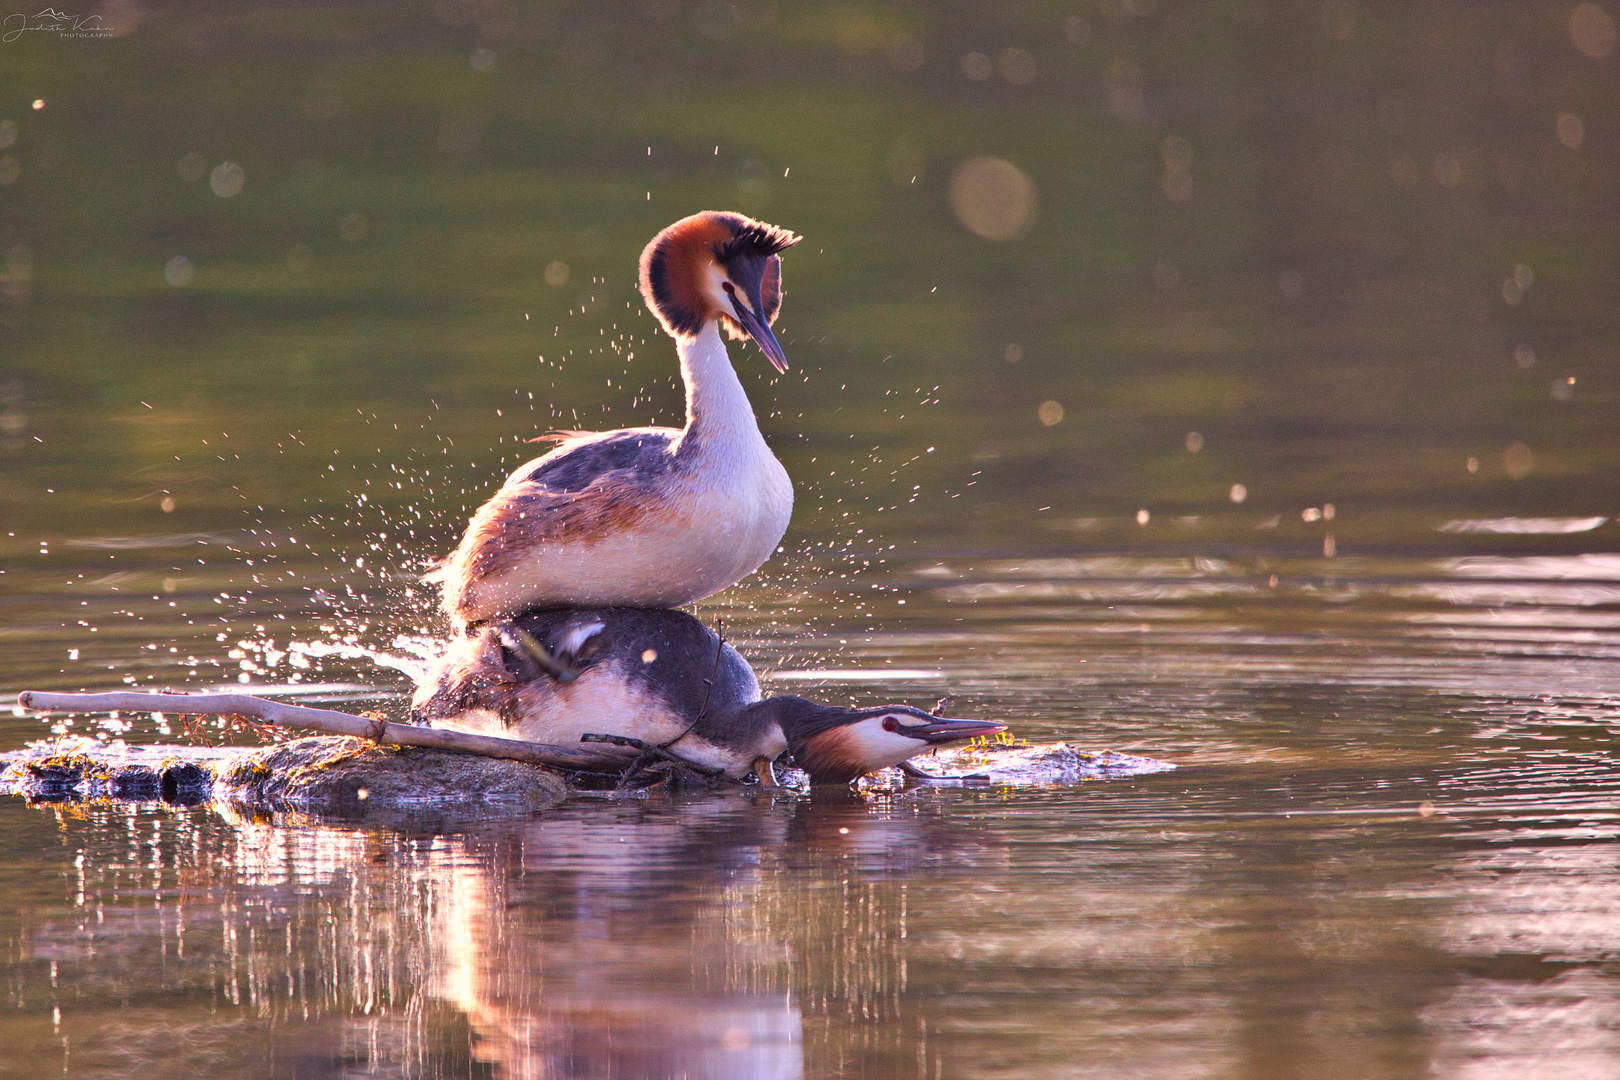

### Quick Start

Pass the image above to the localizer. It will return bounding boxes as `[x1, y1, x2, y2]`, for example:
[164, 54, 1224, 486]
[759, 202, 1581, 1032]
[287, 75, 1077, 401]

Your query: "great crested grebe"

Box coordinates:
[411, 607, 1007, 785]
[432, 211, 801, 627]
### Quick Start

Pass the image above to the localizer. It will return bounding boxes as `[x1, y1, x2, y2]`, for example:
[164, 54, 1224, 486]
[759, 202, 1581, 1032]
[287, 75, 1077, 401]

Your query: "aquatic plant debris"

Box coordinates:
[0, 735, 567, 811]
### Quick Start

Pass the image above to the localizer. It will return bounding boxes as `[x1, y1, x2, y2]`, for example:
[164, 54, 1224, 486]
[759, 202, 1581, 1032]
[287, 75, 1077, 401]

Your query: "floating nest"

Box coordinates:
[0, 736, 568, 814]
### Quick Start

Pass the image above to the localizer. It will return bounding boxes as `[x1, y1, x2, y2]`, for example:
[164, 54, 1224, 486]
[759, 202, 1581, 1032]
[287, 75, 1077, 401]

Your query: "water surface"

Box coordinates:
[3, 2, 1619, 1077]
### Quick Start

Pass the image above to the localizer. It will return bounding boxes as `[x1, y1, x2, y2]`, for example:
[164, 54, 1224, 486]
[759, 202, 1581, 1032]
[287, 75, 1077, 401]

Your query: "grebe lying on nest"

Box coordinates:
[411, 608, 1005, 785]
[432, 212, 802, 628]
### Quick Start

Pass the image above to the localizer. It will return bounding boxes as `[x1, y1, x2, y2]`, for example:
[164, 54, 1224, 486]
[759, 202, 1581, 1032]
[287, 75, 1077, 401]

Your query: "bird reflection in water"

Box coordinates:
[17, 788, 1004, 1078]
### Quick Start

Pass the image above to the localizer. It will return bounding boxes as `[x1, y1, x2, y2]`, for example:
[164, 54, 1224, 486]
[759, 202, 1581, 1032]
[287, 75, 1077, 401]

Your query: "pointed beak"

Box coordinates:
[727, 289, 789, 373]
[900, 718, 1007, 745]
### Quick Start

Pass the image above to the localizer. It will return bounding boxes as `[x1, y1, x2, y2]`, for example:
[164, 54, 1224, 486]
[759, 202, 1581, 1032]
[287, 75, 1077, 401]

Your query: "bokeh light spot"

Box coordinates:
[1571, 2, 1617, 57]
[1556, 112, 1585, 149]
[1186, 431, 1204, 453]
[1228, 483, 1247, 503]
[960, 51, 993, 81]
[164, 256, 194, 287]
[1104, 58, 1146, 124]
[1037, 400, 1064, 426]
[544, 260, 570, 286]
[209, 161, 244, 198]
[1502, 442, 1535, 479]
[950, 157, 1036, 240]
[1433, 153, 1461, 188]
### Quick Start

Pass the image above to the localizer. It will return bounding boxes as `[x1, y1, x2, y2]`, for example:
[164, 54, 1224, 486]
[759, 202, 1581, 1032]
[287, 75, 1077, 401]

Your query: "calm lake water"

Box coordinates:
[3, 2, 1619, 1077]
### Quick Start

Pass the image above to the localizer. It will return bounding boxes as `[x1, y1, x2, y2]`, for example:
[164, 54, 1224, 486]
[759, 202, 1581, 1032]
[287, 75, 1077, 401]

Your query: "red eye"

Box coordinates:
[882, 717, 899, 732]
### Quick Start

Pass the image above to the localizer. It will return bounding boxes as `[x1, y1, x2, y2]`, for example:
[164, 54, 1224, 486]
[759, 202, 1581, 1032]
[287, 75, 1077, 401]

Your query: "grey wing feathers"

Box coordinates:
[516, 430, 679, 493]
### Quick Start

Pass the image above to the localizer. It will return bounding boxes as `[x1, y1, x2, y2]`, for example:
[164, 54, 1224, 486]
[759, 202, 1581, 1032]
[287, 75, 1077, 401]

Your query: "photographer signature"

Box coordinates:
[3, 9, 111, 42]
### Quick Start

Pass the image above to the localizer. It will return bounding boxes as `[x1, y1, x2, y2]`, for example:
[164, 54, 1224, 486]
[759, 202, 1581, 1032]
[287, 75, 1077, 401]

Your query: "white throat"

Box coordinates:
[678, 320, 761, 446]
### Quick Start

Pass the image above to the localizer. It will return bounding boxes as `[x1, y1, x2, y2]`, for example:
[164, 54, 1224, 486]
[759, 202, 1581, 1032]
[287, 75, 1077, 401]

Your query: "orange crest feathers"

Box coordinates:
[638, 211, 800, 341]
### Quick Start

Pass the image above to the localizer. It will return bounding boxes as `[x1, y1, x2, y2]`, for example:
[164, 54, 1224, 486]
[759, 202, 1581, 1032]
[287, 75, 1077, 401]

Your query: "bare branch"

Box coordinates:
[18, 690, 625, 774]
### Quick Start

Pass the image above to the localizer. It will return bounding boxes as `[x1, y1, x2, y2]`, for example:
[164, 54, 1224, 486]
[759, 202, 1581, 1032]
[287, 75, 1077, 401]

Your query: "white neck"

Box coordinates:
[678, 320, 761, 447]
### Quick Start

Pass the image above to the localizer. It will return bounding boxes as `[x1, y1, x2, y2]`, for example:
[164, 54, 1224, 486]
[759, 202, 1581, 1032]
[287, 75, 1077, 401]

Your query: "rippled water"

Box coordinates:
[7, 525, 1620, 1078]
[6, 1, 1620, 1076]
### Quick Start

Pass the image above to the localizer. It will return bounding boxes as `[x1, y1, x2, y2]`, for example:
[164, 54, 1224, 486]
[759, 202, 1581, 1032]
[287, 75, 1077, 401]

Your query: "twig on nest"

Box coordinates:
[18, 690, 626, 774]
[661, 615, 724, 751]
[580, 732, 738, 783]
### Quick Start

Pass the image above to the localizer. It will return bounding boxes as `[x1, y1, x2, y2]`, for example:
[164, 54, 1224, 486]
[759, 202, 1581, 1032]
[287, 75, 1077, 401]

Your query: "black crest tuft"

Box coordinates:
[712, 216, 801, 263]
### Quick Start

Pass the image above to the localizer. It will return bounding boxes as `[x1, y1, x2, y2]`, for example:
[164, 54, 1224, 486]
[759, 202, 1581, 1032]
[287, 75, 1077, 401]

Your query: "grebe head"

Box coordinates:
[638, 211, 801, 372]
[759, 696, 1007, 785]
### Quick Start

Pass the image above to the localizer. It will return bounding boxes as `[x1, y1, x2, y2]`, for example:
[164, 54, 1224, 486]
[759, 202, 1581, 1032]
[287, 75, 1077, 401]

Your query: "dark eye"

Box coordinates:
[882, 716, 899, 732]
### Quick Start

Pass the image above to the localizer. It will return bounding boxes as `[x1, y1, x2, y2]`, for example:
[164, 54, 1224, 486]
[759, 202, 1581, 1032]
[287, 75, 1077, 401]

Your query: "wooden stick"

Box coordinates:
[17, 690, 625, 774]
[579, 732, 736, 781]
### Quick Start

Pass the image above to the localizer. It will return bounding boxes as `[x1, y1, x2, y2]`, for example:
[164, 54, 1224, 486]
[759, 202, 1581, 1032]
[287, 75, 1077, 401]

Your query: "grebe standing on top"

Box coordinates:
[432, 212, 801, 627]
